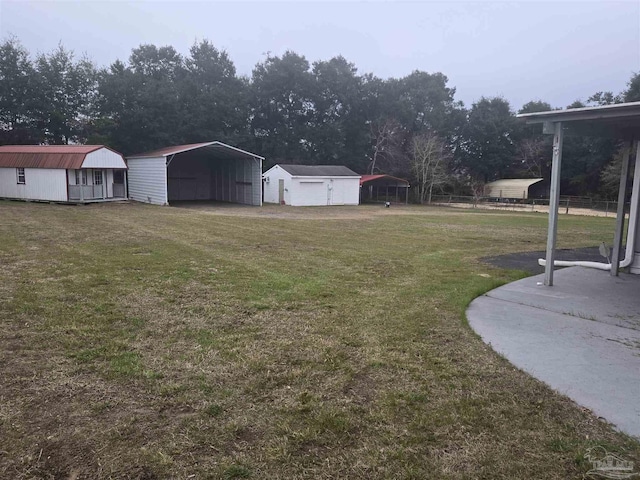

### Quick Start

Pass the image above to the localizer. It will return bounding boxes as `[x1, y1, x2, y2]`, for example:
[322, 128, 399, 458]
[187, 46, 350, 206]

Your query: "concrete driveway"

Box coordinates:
[467, 266, 640, 438]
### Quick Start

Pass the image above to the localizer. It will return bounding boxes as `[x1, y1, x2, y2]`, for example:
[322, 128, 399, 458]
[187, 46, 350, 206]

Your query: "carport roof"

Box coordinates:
[517, 101, 640, 139]
[128, 141, 264, 160]
[360, 174, 409, 186]
[485, 178, 543, 188]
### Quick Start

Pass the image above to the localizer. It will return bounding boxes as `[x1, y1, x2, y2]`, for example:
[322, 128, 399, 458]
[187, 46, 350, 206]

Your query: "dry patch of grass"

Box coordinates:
[0, 200, 637, 479]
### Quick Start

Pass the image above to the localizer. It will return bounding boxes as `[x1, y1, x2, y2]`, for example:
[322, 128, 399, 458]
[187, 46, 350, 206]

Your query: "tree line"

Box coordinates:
[1, 36, 639, 200]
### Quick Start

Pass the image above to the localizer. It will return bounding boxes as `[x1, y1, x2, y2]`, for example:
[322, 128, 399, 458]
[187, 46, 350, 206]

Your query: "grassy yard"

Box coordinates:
[0, 200, 637, 479]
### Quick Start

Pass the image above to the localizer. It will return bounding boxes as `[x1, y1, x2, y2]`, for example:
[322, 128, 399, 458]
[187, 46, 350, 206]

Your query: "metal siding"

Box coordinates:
[485, 179, 543, 199]
[0, 167, 67, 201]
[167, 156, 212, 201]
[127, 157, 168, 205]
[488, 185, 527, 199]
[253, 159, 263, 206]
[232, 159, 256, 206]
[82, 148, 127, 169]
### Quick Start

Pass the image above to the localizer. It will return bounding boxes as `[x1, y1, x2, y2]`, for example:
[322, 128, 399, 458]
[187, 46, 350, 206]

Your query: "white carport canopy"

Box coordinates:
[518, 101, 640, 286]
[484, 178, 543, 199]
[127, 141, 264, 206]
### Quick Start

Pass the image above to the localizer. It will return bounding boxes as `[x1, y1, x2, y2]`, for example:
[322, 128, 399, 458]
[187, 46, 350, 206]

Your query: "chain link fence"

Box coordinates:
[428, 195, 628, 218]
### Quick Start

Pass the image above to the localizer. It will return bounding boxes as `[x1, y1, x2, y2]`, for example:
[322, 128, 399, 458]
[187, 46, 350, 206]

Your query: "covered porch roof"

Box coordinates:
[516, 101, 640, 286]
[518, 101, 640, 139]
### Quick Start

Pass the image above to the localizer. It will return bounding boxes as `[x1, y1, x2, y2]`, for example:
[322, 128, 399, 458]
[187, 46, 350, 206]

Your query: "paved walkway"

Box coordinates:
[467, 266, 640, 438]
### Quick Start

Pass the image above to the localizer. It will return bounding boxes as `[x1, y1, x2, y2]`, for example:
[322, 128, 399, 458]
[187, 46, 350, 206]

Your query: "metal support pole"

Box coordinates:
[611, 141, 633, 276]
[544, 122, 564, 286]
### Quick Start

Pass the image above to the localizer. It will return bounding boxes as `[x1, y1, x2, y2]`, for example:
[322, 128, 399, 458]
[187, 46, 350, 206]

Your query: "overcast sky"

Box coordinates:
[1, 0, 639, 110]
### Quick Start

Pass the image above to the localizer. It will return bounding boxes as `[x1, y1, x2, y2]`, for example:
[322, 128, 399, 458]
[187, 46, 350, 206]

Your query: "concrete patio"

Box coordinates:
[467, 266, 640, 438]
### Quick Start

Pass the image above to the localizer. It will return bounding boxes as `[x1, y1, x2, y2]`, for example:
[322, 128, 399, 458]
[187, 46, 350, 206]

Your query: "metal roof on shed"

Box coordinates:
[0, 145, 110, 169]
[128, 141, 264, 160]
[278, 165, 360, 177]
[485, 178, 543, 199]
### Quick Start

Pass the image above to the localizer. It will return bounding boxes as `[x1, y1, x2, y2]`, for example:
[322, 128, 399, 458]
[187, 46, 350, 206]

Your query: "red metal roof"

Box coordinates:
[0, 145, 105, 169]
[360, 174, 410, 185]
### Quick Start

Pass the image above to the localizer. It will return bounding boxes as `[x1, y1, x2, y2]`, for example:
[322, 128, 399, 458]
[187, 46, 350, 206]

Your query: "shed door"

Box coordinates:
[278, 179, 285, 204]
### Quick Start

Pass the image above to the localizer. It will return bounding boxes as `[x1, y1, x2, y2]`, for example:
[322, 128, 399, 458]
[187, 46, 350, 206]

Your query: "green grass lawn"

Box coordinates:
[0, 201, 637, 479]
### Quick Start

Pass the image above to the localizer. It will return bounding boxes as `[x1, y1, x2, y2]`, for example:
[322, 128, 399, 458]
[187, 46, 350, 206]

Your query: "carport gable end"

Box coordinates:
[262, 164, 361, 206]
[126, 141, 264, 206]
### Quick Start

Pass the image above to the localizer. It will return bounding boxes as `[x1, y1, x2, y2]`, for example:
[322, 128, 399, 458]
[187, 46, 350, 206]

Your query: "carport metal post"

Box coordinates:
[611, 141, 633, 276]
[544, 121, 564, 286]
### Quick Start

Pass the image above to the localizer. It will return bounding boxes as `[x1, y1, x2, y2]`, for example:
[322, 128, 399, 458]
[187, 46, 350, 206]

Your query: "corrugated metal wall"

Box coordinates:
[127, 157, 168, 205]
[0, 167, 67, 201]
[129, 153, 262, 207]
[252, 158, 262, 206]
[169, 156, 261, 206]
[486, 185, 528, 199]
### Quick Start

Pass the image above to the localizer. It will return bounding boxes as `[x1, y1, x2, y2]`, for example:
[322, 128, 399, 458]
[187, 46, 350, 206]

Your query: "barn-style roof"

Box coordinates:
[0, 145, 119, 169]
[128, 141, 264, 161]
[278, 165, 360, 177]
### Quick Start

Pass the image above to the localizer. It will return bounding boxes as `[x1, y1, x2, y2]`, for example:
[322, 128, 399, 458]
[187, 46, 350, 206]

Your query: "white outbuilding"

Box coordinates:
[126, 141, 263, 206]
[0, 145, 128, 203]
[263, 164, 361, 206]
[484, 178, 545, 200]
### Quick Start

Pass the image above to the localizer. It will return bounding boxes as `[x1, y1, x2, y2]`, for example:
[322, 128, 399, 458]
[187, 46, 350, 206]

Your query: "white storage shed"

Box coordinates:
[263, 164, 361, 206]
[484, 178, 544, 200]
[126, 142, 263, 206]
[0, 145, 127, 203]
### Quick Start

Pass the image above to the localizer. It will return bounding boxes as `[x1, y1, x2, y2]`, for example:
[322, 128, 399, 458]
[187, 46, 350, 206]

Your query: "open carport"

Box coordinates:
[126, 142, 264, 206]
[360, 174, 410, 204]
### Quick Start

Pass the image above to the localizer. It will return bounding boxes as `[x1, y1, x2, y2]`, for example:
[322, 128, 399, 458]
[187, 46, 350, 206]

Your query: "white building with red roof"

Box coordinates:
[0, 145, 127, 203]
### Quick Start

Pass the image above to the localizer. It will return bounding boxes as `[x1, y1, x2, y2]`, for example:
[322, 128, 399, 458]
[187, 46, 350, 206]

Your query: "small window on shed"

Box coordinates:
[16, 168, 25, 184]
[94, 170, 103, 185]
[75, 170, 87, 185]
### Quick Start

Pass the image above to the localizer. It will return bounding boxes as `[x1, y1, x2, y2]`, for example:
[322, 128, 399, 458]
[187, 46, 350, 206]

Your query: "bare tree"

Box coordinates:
[469, 178, 486, 208]
[411, 132, 452, 204]
[369, 119, 402, 175]
[516, 137, 548, 178]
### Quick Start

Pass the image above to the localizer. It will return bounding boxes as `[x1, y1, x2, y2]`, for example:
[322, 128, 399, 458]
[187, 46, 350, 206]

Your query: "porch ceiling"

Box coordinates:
[517, 101, 640, 139]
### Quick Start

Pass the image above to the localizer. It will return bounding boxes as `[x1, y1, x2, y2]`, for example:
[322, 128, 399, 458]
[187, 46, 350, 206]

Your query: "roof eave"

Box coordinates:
[517, 101, 640, 124]
[291, 175, 361, 178]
